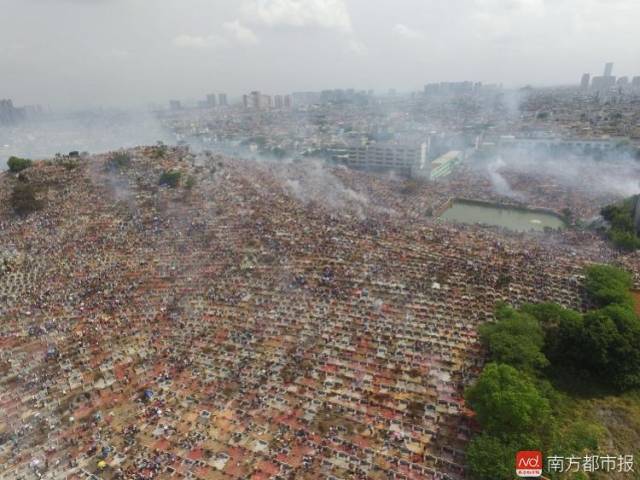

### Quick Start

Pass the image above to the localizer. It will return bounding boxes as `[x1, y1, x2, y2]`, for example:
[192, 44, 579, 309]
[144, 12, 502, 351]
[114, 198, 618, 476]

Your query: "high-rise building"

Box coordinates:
[424, 81, 475, 96]
[242, 94, 249, 109]
[0, 100, 35, 124]
[246, 91, 272, 110]
[260, 94, 272, 109]
[218, 93, 228, 106]
[617, 76, 629, 87]
[292, 91, 321, 106]
[632, 77, 640, 89]
[0, 99, 20, 125]
[250, 91, 261, 110]
[330, 143, 428, 177]
[591, 76, 616, 90]
[22, 105, 43, 119]
[169, 100, 182, 111]
[604, 62, 614, 77]
[580, 73, 590, 90]
[274, 95, 283, 109]
[206, 94, 217, 107]
[284, 95, 292, 108]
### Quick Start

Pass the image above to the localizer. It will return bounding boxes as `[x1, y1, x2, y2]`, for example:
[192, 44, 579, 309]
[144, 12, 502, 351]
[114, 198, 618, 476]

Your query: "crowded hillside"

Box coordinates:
[1, 147, 639, 480]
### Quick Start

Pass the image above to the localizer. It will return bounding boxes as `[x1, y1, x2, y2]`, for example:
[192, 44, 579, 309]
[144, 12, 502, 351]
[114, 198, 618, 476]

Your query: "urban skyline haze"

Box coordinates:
[1, 0, 639, 108]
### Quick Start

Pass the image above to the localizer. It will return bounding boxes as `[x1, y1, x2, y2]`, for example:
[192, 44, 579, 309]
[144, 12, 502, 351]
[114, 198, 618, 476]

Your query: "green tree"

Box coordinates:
[11, 182, 42, 215]
[106, 152, 131, 171]
[579, 309, 619, 371]
[480, 306, 549, 372]
[584, 264, 633, 307]
[599, 196, 640, 250]
[465, 363, 551, 439]
[521, 303, 585, 367]
[522, 302, 581, 329]
[609, 229, 640, 251]
[159, 170, 182, 188]
[7, 156, 33, 173]
[579, 305, 640, 390]
[466, 434, 516, 480]
[601, 196, 637, 232]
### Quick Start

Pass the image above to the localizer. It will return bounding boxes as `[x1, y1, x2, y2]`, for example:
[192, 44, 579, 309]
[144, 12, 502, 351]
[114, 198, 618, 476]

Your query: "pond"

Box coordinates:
[439, 199, 566, 232]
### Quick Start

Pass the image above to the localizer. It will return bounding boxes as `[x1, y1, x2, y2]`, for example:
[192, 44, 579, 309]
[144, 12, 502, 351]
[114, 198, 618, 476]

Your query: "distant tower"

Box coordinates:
[218, 93, 228, 106]
[261, 95, 272, 109]
[250, 91, 261, 110]
[0, 99, 17, 124]
[604, 62, 614, 77]
[580, 73, 591, 90]
[206, 94, 217, 107]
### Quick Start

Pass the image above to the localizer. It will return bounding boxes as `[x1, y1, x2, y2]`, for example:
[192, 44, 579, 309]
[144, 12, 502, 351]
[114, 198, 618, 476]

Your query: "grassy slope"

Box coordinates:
[547, 292, 640, 479]
[553, 391, 640, 479]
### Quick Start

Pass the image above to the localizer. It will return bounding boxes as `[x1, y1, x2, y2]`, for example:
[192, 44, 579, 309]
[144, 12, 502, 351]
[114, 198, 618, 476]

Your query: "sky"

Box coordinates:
[1, 0, 639, 108]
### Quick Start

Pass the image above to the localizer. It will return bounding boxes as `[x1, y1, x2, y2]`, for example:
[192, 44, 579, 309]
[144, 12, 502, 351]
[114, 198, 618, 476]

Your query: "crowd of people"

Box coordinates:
[0, 147, 638, 480]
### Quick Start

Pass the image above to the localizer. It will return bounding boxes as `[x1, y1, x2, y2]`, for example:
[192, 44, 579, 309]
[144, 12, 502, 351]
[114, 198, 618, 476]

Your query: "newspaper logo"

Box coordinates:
[517, 451, 543, 477]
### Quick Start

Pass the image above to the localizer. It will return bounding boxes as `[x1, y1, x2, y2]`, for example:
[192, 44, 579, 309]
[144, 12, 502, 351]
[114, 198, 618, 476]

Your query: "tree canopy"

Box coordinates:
[600, 196, 640, 251]
[466, 264, 639, 478]
[11, 182, 42, 215]
[479, 305, 548, 373]
[584, 264, 633, 308]
[522, 265, 640, 391]
[7, 156, 33, 173]
[521, 303, 585, 367]
[465, 363, 551, 440]
[106, 151, 132, 171]
[578, 305, 640, 390]
[159, 170, 182, 188]
[465, 434, 519, 480]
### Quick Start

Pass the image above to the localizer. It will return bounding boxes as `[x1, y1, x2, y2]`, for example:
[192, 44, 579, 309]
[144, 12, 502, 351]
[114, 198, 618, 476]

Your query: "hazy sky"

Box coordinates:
[1, 0, 639, 108]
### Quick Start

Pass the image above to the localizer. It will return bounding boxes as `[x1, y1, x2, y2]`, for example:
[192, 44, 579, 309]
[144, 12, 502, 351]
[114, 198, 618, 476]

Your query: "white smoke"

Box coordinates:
[480, 149, 640, 201]
[281, 158, 370, 216]
[0, 109, 172, 169]
[487, 156, 526, 200]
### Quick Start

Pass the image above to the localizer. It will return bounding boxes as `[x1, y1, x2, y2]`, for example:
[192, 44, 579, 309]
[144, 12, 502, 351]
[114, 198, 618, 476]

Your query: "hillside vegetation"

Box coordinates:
[600, 196, 640, 251]
[466, 265, 640, 480]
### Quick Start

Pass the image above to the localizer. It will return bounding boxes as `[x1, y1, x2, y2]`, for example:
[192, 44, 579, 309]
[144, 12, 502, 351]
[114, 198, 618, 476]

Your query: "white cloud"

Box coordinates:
[106, 48, 131, 59]
[223, 20, 259, 45]
[393, 24, 425, 41]
[173, 33, 228, 49]
[243, 0, 352, 32]
[174, 21, 258, 49]
[347, 38, 367, 56]
[242, 0, 365, 55]
[469, 0, 547, 45]
[475, 0, 545, 14]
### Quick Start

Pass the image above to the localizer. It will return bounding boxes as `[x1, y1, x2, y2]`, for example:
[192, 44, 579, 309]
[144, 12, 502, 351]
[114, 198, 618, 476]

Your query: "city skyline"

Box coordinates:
[1, 0, 640, 108]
